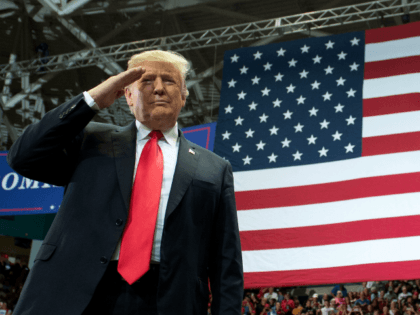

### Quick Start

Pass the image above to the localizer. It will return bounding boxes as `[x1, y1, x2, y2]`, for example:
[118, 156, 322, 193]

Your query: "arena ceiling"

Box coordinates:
[0, 0, 419, 150]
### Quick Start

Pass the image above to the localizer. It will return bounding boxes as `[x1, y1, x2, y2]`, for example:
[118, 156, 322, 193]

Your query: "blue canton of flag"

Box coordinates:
[214, 31, 365, 172]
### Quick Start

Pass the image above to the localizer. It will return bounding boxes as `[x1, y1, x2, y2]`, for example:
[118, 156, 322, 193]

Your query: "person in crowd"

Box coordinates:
[355, 293, 371, 310]
[363, 289, 371, 302]
[371, 288, 379, 301]
[399, 287, 413, 301]
[276, 302, 282, 315]
[383, 306, 390, 315]
[319, 301, 335, 315]
[365, 305, 374, 315]
[278, 291, 285, 303]
[335, 291, 346, 306]
[385, 287, 398, 302]
[389, 301, 399, 315]
[293, 299, 303, 315]
[282, 294, 295, 315]
[242, 296, 255, 315]
[333, 286, 348, 298]
[257, 298, 269, 315]
[264, 288, 279, 301]
[322, 294, 331, 306]
[349, 292, 358, 306]
[338, 304, 349, 315]
[312, 295, 320, 308]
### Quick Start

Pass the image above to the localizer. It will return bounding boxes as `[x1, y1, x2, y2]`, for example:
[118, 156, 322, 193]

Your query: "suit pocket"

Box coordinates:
[34, 244, 57, 262]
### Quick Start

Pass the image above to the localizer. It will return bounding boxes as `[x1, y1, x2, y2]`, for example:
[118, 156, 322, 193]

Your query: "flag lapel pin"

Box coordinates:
[189, 148, 195, 155]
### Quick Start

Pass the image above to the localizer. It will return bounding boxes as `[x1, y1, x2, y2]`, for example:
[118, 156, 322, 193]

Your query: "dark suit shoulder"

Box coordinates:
[184, 139, 229, 167]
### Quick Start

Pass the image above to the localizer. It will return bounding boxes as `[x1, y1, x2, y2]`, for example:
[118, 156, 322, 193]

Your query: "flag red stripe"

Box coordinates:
[364, 56, 420, 79]
[365, 22, 420, 44]
[240, 215, 420, 251]
[235, 172, 420, 210]
[362, 131, 420, 156]
[243, 260, 420, 288]
[363, 93, 420, 117]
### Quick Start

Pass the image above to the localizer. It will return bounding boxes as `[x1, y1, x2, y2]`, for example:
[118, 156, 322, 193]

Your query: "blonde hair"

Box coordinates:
[127, 50, 190, 97]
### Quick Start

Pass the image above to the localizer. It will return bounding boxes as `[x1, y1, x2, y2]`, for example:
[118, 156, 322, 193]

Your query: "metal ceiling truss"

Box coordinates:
[1, 0, 419, 80]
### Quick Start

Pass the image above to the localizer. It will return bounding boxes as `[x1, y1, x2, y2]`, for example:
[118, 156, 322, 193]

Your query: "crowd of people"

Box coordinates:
[238, 282, 420, 315]
[0, 256, 29, 315]
[0, 256, 418, 315]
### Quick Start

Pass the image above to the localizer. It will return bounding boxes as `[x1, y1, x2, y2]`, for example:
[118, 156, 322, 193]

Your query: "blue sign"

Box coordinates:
[0, 123, 217, 216]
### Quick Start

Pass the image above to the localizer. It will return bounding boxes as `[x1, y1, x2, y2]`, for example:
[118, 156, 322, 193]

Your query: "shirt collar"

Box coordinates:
[135, 120, 179, 147]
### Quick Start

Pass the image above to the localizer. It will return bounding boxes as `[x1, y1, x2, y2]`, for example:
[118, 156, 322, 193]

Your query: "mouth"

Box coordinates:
[153, 101, 169, 105]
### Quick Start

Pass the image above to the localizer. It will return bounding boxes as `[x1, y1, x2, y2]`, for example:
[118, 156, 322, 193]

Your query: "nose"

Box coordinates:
[153, 77, 164, 95]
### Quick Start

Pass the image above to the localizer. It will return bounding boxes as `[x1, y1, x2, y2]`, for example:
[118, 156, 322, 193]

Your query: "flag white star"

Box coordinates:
[318, 147, 329, 157]
[273, 98, 282, 107]
[325, 40, 335, 49]
[242, 155, 252, 165]
[309, 107, 318, 116]
[322, 91, 332, 101]
[301, 45, 310, 53]
[292, 150, 303, 161]
[245, 128, 255, 138]
[234, 116, 244, 125]
[227, 79, 237, 88]
[349, 62, 359, 71]
[259, 113, 269, 123]
[345, 143, 355, 153]
[346, 88, 356, 97]
[332, 130, 343, 141]
[277, 48, 286, 56]
[283, 110, 293, 119]
[224, 104, 233, 113]
[335, 103, 345, 112]
[296, 95, 306, 104]
[336, 77, 346, 86]
[222, 131, 231, 140]
[320, 119, 330, 129]
[248, 102, 258, 111]
[307, 134, 317, 144]
[324, 65, 334, 75]
[269, 125, 279, 135]
[337, 51, 347, 60]
[251, 76, 261, 85]
[346, 115, 356, 125]
[237, 91, 246, 100]
[350, 37, 360, 46]
[281, 137, 291, 148]
[231, 54, 239, 62]
[263, 62, 273, 71]
[268, 153, 278, 163]
[256, 140, 266, 150]
[313, 55, 322, 64]
[286, 84, 296, 93]
[311, 80, 321, 90]
[232, 142, 242, 152]
[261, 87, 271, 96]
[254, 51, 262, 59]
[240, 65, 249, 74]
[299, 69, 309, 79]
[274, 72, 284, 81]
[288, 59, 298, 67]
[294, 122, 304, 133]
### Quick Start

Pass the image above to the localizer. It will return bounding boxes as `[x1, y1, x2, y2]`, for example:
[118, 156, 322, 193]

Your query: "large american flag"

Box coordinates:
[213, 21, 420, 288]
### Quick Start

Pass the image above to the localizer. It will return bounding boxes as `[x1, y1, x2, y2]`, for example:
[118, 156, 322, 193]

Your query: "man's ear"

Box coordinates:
[124, 86, 133, 107]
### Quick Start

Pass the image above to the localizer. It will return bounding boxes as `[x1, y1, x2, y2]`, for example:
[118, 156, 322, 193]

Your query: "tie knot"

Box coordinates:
[149, 130, 164, 140]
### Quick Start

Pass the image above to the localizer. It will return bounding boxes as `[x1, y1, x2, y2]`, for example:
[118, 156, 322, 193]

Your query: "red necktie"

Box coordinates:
[118, 130, 164, 285]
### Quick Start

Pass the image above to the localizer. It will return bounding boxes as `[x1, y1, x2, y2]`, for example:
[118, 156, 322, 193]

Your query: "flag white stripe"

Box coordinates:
[238, 192, 420, 231]
[365, 36, 420, 62]
[234, 151, 420, 192]
[362, 110, 420, 138]
[362, 73, 420, 99]
[242, 236, 420, 272]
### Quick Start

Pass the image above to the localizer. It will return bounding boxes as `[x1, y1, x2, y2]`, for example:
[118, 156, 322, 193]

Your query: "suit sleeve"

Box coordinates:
[7, 93, 96, 186]
[209, 161, 244, 315]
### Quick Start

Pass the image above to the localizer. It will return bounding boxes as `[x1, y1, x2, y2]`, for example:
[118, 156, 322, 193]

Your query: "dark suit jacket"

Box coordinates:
[7, 94, 243, 315]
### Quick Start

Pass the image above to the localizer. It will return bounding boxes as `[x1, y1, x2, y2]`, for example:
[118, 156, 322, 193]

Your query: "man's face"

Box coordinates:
[125, 60, 186, 131]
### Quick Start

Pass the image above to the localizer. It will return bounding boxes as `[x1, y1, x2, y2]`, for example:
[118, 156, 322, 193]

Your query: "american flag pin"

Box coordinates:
[189, 148, 195, 155]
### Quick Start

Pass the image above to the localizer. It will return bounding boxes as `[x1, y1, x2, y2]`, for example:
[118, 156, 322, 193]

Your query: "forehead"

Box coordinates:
[140, 60, 181, 78]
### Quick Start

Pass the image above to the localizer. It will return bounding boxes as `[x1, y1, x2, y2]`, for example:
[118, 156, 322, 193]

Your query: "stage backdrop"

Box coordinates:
[213, 21, 420, 288]
[0, 123, 216, 237]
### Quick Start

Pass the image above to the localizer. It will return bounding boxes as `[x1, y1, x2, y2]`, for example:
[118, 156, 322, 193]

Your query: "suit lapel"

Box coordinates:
[165, 131, 199, 221]
[111, 120, 137, 212]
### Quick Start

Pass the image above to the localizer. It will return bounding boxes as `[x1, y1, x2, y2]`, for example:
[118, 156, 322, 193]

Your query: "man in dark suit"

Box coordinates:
[7, 50, 243, 315]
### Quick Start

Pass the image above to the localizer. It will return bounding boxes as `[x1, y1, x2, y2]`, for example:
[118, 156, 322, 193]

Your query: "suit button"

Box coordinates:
[115, 219, 123, 226]
[100, 256, 108, 264]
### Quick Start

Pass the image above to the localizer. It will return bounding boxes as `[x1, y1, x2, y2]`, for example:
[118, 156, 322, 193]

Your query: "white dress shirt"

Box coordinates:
[83, 92, 180, 262]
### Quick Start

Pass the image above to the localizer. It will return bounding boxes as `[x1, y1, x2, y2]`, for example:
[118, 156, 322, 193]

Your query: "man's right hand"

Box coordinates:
[87, 66, 145, 109]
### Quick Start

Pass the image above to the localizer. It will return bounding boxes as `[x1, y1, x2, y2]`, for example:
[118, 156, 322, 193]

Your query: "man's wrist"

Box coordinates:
[83, 91, 100, 112]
